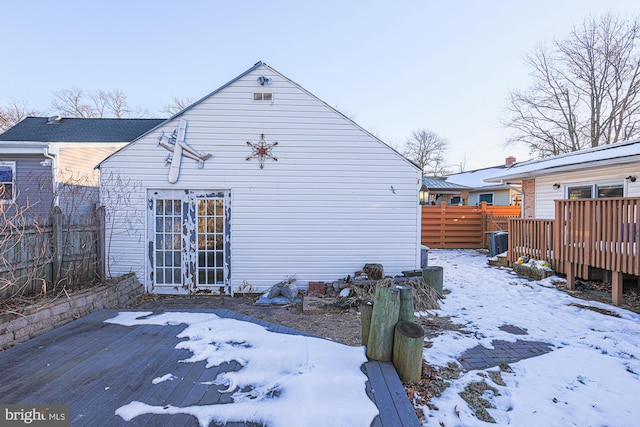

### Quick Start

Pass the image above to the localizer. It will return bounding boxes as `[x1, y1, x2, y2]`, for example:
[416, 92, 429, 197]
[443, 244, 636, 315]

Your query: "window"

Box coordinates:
[568, 185, 592, 199]
[253, 92, 273, 101]
[567, 183, 624, 199]
[478, 193, 494, 206]
[597, 184, 623, 198]
[0, 162, 15, 202]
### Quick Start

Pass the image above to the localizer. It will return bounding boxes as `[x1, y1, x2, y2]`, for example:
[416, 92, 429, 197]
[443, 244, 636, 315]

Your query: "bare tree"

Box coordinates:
[0, 98, 42, 132]
[51, 88, 145, 118]
[51, 88, 94, 118]
[403, 129, 449, 176]
[505, 14, 640, 157]
[160, 96, 197, 116]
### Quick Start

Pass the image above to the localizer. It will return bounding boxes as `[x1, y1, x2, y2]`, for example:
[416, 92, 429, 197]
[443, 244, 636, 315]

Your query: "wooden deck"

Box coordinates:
[0, 309, 420, 426]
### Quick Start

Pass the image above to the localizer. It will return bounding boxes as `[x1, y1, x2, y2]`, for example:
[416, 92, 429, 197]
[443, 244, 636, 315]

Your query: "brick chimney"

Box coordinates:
[505, 156, 516, 166]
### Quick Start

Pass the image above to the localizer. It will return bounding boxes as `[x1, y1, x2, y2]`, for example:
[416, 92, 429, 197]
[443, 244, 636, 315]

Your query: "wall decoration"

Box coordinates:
[158, 119, 212, 184]
[246, 133, 278, 169]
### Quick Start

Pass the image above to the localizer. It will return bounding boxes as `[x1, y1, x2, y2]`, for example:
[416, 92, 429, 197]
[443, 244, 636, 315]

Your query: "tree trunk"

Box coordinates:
[366, 286, 400, 361]
[392, 321, 425, 382]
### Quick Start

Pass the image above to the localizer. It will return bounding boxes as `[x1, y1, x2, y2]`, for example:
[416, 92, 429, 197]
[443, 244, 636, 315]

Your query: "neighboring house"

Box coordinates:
[444, 156, 522, 207]
[486, 139, 640, 219]
[98, 62, 422, 295]
[0, 117, 164, 220]
[419, 176, 469, 205]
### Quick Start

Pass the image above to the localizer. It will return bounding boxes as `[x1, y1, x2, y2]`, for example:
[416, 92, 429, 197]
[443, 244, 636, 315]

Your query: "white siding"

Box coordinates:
[534, 164, 640, 219]
[100, 65, 421, 292]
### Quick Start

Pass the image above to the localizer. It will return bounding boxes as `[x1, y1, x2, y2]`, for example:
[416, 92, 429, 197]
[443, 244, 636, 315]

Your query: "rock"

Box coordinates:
[362, 263, 384, 280]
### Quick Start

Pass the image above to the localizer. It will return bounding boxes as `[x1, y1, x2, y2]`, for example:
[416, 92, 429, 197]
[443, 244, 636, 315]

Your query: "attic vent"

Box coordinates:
[253, 92, 273, 101]
[47, 116, 62, 124]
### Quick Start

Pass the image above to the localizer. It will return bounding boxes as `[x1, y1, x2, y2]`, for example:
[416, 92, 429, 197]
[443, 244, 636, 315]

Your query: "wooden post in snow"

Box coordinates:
[366, 286, 400, 361]
[392, 321, 425, 382]
[392, 284, 415, 323]
[360, 301, 373, 346]
[422, 266, 444, 296]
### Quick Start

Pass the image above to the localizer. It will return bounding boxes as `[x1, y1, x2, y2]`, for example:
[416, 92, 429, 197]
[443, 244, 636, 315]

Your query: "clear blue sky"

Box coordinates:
[1, 0, 638, 170]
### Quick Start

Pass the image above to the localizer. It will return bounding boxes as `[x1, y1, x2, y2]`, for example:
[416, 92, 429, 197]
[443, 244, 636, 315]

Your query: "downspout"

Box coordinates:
[43, 145, 59, 207]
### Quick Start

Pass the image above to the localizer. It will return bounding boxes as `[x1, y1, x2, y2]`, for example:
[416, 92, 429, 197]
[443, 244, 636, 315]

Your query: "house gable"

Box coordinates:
[100, 62, 421, 293]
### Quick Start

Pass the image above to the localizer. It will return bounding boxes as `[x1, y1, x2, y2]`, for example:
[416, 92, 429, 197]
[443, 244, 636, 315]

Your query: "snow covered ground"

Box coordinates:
[422, 249, 640, 426]
[105, 311, 378, 427]
[104, 248, 640, 427]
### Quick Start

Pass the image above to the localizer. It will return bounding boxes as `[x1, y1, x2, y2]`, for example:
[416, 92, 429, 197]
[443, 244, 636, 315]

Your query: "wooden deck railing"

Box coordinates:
[507, 218, 554, 264]
[508, 197, 640, 305]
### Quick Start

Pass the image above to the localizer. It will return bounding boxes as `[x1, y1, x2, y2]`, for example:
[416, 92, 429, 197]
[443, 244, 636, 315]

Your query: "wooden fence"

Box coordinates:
[421, 202, 521, 248]
[0, 206, 105, 300]
[508, 198, 640, 305]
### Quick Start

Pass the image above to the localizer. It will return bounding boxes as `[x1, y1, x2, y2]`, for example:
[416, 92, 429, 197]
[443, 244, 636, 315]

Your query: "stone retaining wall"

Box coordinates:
[0, 273, 143, 351]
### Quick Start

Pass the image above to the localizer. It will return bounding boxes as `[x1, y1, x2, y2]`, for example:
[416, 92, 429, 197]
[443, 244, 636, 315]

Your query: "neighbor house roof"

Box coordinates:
[445, 165, 522, 191]
[421, 176, 469, 194]
[0, 117, 165, 143]
[487, 138, 640, 182]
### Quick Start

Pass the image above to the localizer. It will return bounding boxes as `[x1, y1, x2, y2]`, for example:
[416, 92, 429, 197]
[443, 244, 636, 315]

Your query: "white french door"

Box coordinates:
[148, 190, 230, 294]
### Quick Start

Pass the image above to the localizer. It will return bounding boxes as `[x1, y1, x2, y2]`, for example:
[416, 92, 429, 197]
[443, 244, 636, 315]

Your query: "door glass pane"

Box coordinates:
[196, 198, 226, 287]
[154, 198, 182, 285]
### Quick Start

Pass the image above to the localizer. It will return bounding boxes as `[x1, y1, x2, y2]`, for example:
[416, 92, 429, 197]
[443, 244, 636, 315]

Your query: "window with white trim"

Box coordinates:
[478, 193, 494, 206]
[0, 162, 15, 202]
[567, 182, 624, 199]
[253, 92, 273, 101]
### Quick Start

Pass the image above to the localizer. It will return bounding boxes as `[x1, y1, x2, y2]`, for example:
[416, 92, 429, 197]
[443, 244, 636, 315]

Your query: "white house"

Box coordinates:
[98, 62, 422, 294]
[486, 139, 640, 219]
[444, 157, 522, 207]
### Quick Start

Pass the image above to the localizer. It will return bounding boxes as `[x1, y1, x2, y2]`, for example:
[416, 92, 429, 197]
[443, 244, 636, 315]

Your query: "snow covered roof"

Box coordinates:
[444, 165, 519, 190]
[421, 176, 469, 193]
[487, 138, 640, 182]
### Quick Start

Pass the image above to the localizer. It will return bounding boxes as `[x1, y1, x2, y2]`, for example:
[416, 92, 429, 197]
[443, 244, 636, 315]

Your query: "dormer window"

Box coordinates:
[253, 92, 273, 101]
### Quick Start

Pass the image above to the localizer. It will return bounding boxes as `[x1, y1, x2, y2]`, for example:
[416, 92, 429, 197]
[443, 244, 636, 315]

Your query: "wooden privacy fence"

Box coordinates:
[508, 198, 640, 305]
[421, 202, 521, 248]
[0, 206, 105, 300]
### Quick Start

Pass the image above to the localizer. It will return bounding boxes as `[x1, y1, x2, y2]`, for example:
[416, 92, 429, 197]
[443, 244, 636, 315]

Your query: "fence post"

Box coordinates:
[96, 206, 106, 281]
[439, 202, 447, 247]
[50, 206, 63, 286]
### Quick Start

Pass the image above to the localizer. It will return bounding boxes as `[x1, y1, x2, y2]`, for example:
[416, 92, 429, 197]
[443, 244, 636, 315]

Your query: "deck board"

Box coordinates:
[0, 308, 420, 426]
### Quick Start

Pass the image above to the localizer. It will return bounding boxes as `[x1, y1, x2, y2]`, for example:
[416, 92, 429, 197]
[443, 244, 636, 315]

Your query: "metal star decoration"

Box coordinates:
[246, 133, 278, 169]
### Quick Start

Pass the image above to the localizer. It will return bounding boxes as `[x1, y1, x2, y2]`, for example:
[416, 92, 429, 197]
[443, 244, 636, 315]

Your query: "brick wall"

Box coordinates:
[0, 274, 143, 351]
[522, 179, 535, 219]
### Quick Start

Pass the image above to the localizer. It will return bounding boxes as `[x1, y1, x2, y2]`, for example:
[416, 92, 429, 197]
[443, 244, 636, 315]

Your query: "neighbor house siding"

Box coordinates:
[0, 156, 53, 219]
[468, 189, 512, 206]
[56, 143, 127, 215]
[100, 65, 421, 292]
[534, 163, 640, 219]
